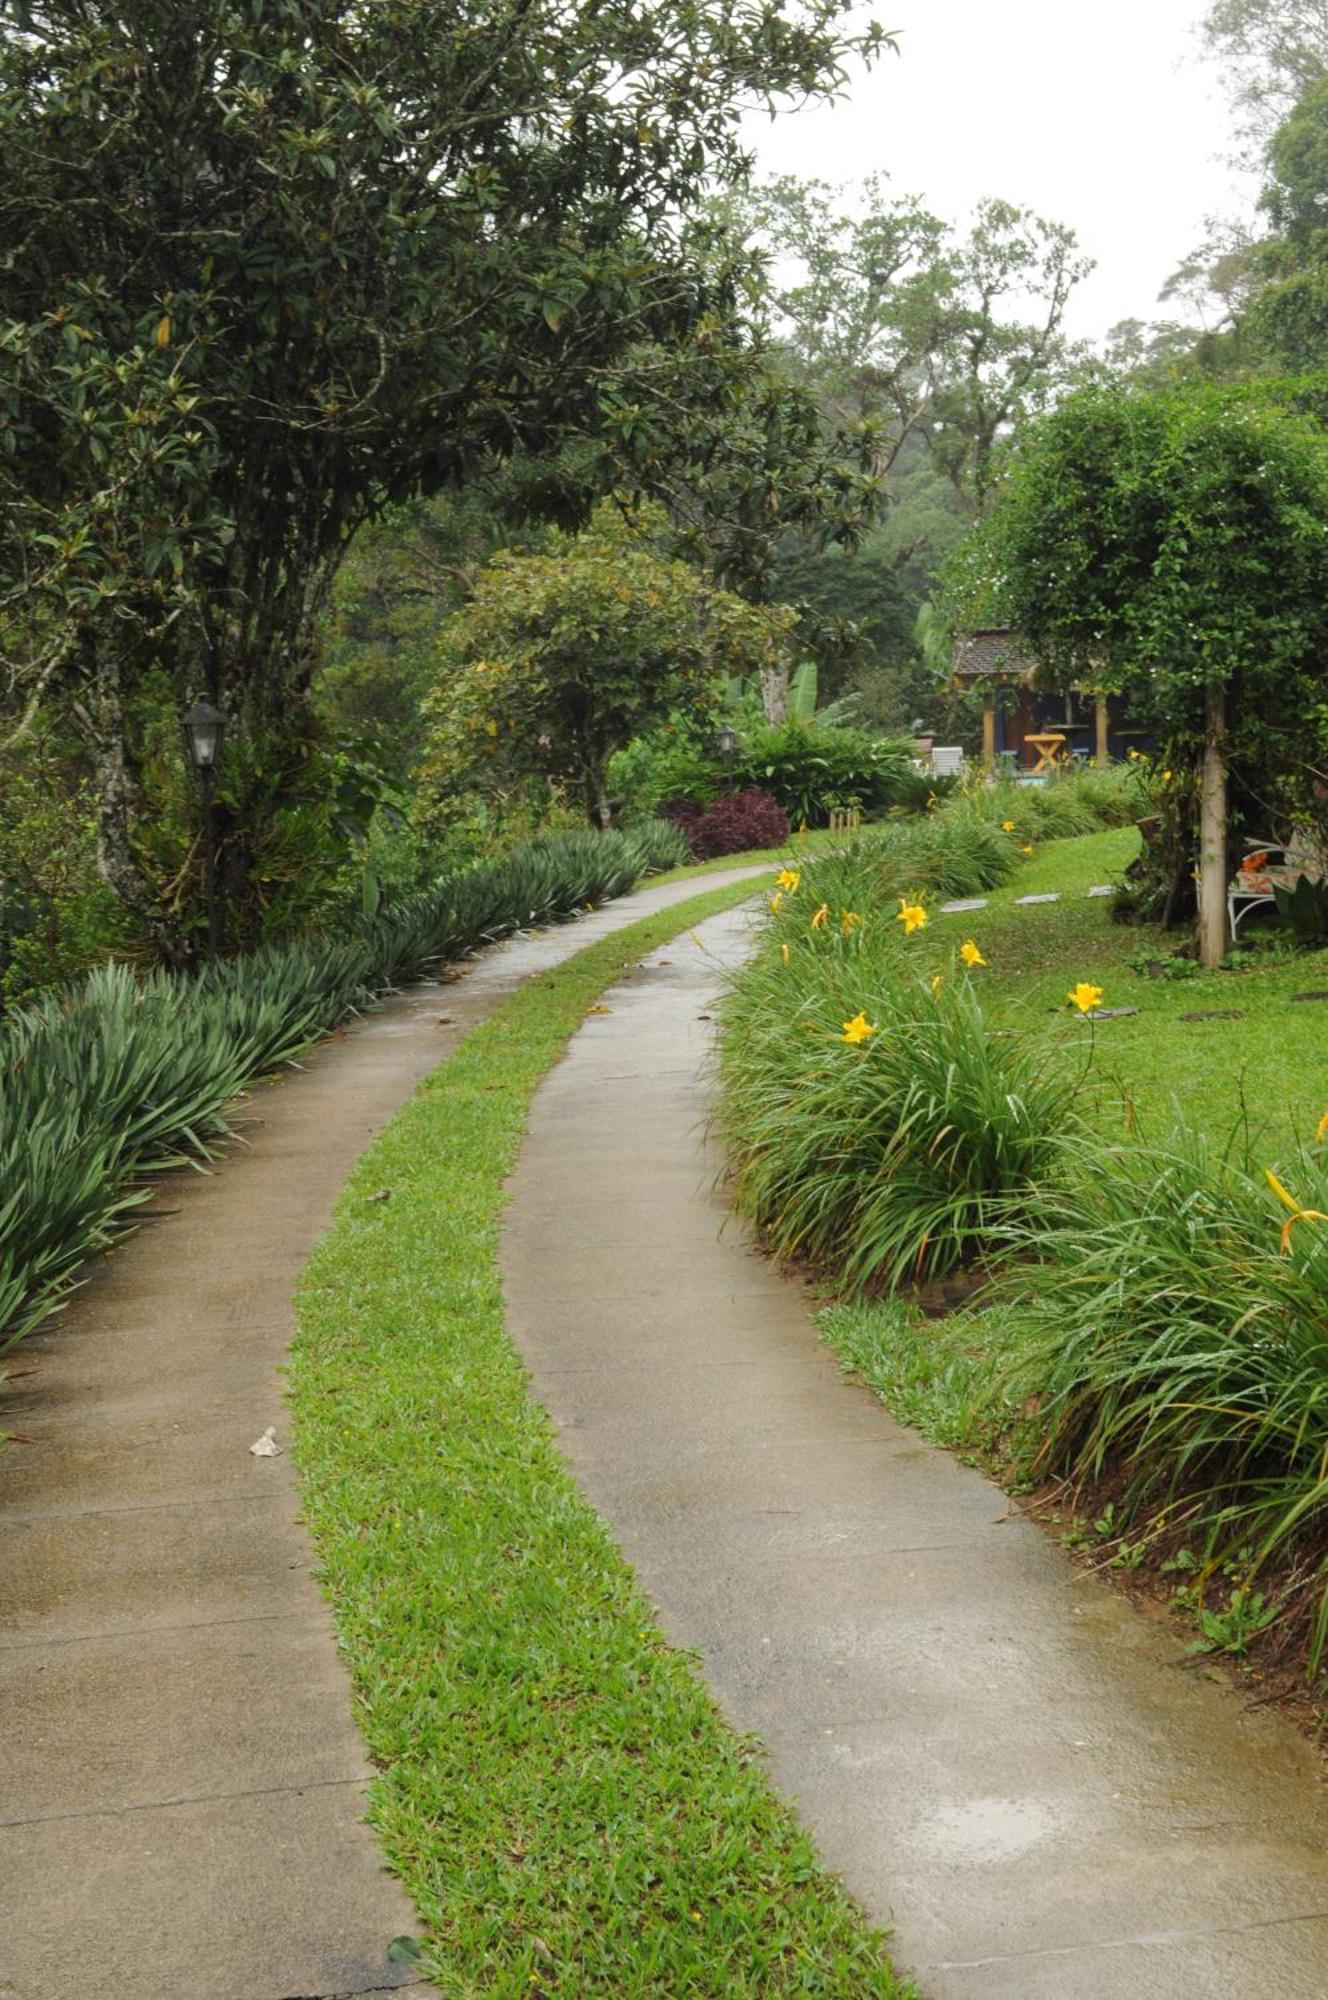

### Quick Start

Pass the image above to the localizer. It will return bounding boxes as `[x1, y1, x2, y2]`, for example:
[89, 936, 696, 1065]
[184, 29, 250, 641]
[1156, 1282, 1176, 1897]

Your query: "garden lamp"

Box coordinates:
[181, 698, 227, 772]
[181, 698, 227, 955]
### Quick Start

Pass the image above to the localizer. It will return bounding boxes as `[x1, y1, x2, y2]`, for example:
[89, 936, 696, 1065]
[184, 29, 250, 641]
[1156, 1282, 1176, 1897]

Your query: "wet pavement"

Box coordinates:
[0, 866, 768, 2000]
[501, 904, 1328, 2000]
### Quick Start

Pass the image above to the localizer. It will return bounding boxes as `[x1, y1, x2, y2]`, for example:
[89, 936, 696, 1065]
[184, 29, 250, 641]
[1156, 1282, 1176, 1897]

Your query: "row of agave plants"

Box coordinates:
[717, 796, 1328, 1677]
[0, 821, 690, 1356]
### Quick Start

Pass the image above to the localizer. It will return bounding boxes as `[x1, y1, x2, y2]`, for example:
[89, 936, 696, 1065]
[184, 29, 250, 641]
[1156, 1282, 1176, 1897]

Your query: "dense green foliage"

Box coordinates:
[0, 0, 882, 948]
[290, 879, 910, 1996]
[961, 382, 1328, 933]
[733, 720, 918, 825]
[717, 775, 1143, 1291]
[422, 507, 794, 828]
[0, 822, 685, 1356]
[0, 744, 128, 1007]
[1002, 1124, 1328, 1662]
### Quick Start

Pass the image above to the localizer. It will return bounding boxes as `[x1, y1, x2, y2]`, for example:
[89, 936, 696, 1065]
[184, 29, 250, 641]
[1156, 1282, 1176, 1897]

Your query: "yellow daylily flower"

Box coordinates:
[484, 718, 500, 737]
[810, 902, 829, 931]
[1161, 769, 1172, 782]
[841, 1011, 878, 1045]
[776, 867, 801, 893]
[896, 898, 928, 935]
[769, 892, 783, 915]
[930, 972, 944, 996]
[1001, 819, 1016, 833]
[841, 909, 863, 936]
[780, 941, 790, 964]
[960, 939, 987, 968]
[1021, 843, 1036, 856]
[1067, 981, 1104, 1014]
[926, 792, 939, 810]
[1266, 1168, 1328, 1255]
[1317, 1110, 1328, 1145]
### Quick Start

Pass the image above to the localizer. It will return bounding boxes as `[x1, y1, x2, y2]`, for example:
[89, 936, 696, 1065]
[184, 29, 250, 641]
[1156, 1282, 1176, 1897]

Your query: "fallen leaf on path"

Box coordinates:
[249, 1426, 281, 1458]
[588, 1004, 612, 1014]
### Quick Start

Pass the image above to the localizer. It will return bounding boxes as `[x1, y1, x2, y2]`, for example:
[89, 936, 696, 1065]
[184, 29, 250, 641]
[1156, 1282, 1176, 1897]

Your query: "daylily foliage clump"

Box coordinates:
[720, 784, 1328, 1675]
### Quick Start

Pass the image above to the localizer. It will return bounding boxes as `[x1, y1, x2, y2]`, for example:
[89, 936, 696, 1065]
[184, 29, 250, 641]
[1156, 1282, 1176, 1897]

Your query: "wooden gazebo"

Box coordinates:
[951, 628, 1112, 770]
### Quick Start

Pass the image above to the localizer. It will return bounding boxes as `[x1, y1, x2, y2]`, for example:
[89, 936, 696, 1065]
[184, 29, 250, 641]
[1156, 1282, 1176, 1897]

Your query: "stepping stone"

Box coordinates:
[1078, 1006, 1140, 1020]
[1180, 1009, 1246, 1022]
[939, 897, 988, 913]
[1016, 892, 1061, 905]
[1086, 885, 1114, 897]
[1291, 990, 1328, 1003]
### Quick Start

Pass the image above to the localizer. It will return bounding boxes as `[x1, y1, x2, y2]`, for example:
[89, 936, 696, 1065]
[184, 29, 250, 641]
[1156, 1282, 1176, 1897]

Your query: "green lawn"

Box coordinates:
[289, 873, 909, 1999]
[929, 825, 1328, 1158]
[820, 826, 1328, 1653]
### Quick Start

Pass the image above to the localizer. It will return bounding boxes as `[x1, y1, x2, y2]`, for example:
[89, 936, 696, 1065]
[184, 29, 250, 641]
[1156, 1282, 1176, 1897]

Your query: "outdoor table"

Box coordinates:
[1023, 731, 1067, 773]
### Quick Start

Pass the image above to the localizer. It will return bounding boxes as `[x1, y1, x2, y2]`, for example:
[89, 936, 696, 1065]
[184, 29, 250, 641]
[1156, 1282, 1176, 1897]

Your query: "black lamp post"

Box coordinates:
[714, 723, 738, 793]
[181, 698, 227, 956]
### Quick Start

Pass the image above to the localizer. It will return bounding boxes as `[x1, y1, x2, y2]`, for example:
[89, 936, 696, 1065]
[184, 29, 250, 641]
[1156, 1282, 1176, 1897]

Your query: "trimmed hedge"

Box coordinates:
[0, 821, 689, 1355]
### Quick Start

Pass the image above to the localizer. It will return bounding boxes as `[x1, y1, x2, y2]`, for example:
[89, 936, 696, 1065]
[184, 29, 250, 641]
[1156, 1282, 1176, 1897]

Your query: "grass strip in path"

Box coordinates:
[289, 876, 909, 2000]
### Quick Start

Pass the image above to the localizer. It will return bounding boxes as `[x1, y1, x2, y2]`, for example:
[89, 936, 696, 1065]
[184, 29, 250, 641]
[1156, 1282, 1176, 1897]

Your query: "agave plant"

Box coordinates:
[0, 822, 683, 1354]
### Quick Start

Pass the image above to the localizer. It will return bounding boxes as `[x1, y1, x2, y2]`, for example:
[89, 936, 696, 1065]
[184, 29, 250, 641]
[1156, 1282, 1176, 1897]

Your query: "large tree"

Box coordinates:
[423, 505, 795, 827]
[0, 0, 883, 953]
[966, 382, 1328, 965]
[1199, 0, 1328, 156]
[738, 176, 1091, 517]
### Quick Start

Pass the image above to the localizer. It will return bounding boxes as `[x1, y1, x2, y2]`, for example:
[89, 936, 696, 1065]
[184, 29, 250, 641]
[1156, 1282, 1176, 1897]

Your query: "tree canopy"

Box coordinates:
[960, 380, 1328, 956]
[422, 506, 795, 828]
[0, 0, 883, 948]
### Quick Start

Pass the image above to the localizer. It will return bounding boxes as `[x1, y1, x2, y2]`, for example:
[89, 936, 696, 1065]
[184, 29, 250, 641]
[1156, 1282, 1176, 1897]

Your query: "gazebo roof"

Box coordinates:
[951, 627, 1038, 685]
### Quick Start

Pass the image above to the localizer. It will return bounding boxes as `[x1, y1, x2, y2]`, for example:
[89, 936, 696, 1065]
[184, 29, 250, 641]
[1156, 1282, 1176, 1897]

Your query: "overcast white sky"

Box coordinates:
[745, 0, 1259, 344]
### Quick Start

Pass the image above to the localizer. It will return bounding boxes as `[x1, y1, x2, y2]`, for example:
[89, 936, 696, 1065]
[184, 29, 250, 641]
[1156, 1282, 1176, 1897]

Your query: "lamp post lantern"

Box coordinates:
[714, 723, 737, 792]
[181, 698, 227, 956]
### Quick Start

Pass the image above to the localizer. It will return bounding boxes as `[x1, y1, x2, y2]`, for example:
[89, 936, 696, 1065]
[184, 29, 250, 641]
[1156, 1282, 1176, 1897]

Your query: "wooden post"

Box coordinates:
[1198, 679, 1229, 970]
[1095, 695, 1109, 769]
[981, 691, 996, 770]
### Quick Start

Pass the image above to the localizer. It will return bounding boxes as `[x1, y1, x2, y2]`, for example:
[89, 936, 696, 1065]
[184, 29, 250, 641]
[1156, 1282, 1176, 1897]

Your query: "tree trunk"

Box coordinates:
[1198, 679, 1229, 970]
[81, 640, 190, 965]
[759, 664, 789, 725]
[583, 748, 614, 830]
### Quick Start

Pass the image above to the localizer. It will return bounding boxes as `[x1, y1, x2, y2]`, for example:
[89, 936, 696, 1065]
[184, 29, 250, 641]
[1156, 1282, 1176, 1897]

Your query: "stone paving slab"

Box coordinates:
[0, 864, 770, 2000]
[500, 905, 1328, 1999]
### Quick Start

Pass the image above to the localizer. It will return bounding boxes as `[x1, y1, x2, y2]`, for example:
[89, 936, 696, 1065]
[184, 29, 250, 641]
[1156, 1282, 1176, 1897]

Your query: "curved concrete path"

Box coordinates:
[0, 866, 767, 2000]
[501, 904, 1328, 2000]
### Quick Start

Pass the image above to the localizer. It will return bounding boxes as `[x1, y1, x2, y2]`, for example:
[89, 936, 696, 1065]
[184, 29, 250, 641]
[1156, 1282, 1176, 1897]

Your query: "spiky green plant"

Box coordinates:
[1000, 1124, 1328, 1662]
[0, 822, 686, 1353]
[717, 893, 1066, 1291]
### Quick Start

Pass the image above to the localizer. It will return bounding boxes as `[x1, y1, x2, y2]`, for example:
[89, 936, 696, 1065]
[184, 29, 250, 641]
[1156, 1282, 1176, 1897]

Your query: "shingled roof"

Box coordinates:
[951, 627, 1038, 684]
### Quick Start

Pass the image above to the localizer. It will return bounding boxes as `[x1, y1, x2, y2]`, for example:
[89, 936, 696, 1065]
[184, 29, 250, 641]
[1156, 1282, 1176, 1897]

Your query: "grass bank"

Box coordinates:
[720, 818, 1328, 1696]
[289, 874, 909, 1999]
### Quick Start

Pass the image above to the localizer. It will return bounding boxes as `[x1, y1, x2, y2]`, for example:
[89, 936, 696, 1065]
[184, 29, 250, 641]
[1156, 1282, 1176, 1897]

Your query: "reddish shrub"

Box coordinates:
[687, 788, 789, 859]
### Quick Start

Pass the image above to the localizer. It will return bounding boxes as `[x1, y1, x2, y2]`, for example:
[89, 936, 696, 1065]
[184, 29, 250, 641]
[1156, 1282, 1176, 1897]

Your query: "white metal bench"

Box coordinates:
[1227, 838, 1326, 937]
